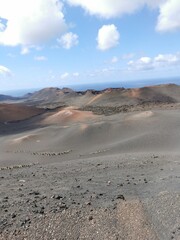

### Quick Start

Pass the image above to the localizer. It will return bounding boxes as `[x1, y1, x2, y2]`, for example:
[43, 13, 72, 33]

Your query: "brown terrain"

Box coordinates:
[0, 104, 45, 122]
[0, 84, 180, 240]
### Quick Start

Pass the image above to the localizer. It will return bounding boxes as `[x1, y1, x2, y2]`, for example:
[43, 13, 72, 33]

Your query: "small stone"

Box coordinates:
[29, 191, 40, 196]
[19, 179, 26, 183]
[116, 195, 125, 201]
[53, 195, 63, 200]
[39, 207, 45, 214]
[12, 213, 16, 218]
[96, 163, 102, 166]
[59, 203, 67, 209]
[107, 181, 111, 186]
[88, 216, 93, 221]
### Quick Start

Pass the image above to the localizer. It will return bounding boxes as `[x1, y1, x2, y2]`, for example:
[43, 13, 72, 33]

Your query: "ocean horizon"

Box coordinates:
[1, 77, 180, 97]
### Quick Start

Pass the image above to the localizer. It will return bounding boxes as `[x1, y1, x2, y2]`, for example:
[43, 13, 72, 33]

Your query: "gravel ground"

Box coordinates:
[0, 153, 179, 240]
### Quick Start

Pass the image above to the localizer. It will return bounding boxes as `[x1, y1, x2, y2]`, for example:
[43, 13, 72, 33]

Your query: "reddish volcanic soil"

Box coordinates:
[0, 104, 45, 122]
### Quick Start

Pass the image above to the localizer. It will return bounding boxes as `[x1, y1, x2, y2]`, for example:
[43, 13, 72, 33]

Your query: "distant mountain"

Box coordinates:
[24, 84, 180, 108]
[28, 87, 75, 99]
[25, 87, 78, 107]
[0, 94, 21, 101]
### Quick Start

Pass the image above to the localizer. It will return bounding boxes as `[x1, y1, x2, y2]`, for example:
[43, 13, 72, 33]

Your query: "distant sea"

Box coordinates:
[1, 77, 180, 97]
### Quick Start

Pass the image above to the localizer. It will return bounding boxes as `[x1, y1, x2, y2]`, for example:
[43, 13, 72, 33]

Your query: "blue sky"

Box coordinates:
[0, 0, 180, 90]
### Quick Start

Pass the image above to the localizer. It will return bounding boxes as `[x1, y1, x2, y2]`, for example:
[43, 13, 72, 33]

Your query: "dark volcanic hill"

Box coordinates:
[26, 87, 78, 108]
[0, 94, 21, 101]
[25, 83, 180, 108]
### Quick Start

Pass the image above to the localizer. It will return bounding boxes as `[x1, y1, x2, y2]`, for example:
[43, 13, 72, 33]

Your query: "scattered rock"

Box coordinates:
[88, 216, 93, 221]
[96, 163, 102, 166]
[52, 195, 63, 200]
[11, 213, 16, 219]
[116, 195, 125, 201]
[19, 180, 26, 183]
[33, 206, 45, 214]
[29, 191, 40, 196]
[107, 181, 111, 186]
[20, 217, 31, 227]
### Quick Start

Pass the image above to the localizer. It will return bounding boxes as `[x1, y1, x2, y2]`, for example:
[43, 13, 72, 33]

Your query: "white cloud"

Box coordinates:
[111, 56, 118, 63]
[0, 65, 11, 76]
[67, 0, 180, 32]
[60, 72, 69, 79]
[58, 32, 79, 49]
[154, 54, 180, 67]
[140, 57, 152, 64]
[21, 45, 44, 55]
[34, 56, 47, 61]
[73, 72, 79, 77]
[97, 24, 120, 51]
[66, 0, 164, 18]
[128, 53, 180, 71]
[156, 0, 180, 32]
[128, 57, 154, 71]
[21, 47, 30, 55]
[0, 0, 67, 47]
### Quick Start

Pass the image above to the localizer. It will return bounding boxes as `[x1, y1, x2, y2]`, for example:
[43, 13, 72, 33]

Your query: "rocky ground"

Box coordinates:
[0, 152, 180, 240]
[80, 102, 180, 116]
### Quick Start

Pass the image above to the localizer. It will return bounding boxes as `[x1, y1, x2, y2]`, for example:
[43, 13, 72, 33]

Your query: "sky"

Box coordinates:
[0, 0, 180, 91]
